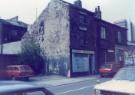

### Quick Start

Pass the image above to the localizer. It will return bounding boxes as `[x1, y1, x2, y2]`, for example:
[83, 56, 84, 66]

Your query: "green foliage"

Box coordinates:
[20, 37, 44, 75]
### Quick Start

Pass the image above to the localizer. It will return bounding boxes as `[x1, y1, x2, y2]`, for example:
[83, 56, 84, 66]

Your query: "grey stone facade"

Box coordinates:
[28, 0, 70, 76]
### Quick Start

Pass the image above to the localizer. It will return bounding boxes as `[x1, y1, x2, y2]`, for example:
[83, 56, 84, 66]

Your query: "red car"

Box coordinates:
[0, 68, 8, 79]
[6, 65, 34, 80]
[99, 63, 123, 77]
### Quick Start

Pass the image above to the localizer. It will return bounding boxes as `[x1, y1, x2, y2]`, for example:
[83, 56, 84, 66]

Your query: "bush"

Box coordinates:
[20, 37, 45, 75]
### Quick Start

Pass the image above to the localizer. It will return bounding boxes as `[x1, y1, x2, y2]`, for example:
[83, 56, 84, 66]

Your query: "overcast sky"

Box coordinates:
[0, 0, 134, 24]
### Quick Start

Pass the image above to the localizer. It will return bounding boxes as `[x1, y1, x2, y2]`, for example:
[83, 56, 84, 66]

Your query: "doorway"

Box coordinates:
[89, 54, 95, 75]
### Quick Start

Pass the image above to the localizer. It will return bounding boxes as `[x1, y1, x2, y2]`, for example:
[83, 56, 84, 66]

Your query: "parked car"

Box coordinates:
[6, 65, 34, 80]
[0, 81, 54, 95]
[94, 66, 135, 95]
[99, 63, 123, 77]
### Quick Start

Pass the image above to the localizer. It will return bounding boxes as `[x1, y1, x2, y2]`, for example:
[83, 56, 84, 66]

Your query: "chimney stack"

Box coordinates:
[95, 6, 102, 19]
[74, 0, 82, 8]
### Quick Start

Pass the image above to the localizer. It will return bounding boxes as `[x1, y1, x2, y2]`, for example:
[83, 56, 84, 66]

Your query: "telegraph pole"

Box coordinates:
[36, 8, 38, 20]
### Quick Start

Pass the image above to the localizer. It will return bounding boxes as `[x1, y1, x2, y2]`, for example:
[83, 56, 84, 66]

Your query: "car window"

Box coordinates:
[23, 91, 46, 95]
[114, 68, 135, 81]
[7, 67, 19, 70]
[20, 66, 31, 70]
[102, 64, 112, 68]
[3, 91, 46, 95]
[14, 67, 19, 70]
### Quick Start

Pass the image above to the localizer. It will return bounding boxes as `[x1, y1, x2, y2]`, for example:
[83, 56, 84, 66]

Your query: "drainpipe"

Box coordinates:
[105, 50, 107, 64]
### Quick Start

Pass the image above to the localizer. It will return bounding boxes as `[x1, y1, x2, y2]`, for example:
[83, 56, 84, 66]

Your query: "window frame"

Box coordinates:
[118, 31, 122, 43]
[79, 14, 87, 24]
[79, 30, 87, 46]
[100, 26, 107, 39]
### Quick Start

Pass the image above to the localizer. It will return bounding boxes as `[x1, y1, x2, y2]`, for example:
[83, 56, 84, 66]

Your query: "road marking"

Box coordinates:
[56, 85, 93, 95]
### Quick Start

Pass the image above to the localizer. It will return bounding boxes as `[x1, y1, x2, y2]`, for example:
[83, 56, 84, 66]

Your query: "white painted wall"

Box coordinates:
[3, 41, 21, 54]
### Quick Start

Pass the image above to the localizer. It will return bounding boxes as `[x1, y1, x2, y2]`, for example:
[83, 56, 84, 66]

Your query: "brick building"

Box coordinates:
[27, 0, 127, 77]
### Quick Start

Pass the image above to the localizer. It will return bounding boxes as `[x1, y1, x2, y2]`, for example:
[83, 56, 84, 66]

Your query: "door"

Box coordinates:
[89, 54, 95, 75]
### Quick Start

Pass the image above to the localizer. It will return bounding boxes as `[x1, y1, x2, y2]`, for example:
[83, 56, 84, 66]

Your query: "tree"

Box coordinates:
[20, 36, 45, 75]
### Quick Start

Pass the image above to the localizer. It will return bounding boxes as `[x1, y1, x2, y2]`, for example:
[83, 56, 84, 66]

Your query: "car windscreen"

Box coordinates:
[7, 67, 19, 71]
[114, 68, 135, 81]
[101, 64, 112, 68]
[20, 66, 31, 70]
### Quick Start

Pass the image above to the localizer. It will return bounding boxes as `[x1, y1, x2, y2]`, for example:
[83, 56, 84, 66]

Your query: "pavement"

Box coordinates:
[30, 75, 100, 86]
[30, 75, 111, 95]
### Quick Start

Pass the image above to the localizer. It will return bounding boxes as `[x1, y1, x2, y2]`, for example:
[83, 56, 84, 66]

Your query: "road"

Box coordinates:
[33, 77, 111, 95]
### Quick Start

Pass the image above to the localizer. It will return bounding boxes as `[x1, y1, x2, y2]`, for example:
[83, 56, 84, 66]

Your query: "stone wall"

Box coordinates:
[28, 0, 70, 76]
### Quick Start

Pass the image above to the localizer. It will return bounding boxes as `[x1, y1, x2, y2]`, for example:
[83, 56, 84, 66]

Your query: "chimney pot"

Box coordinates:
[97, 6, 100, 11]
[74, 0, 82, 8]
[95, 6, 102, 19]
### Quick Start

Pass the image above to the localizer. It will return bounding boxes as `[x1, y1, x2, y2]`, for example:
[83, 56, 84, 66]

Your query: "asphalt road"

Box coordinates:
[38, 77, 111, 95]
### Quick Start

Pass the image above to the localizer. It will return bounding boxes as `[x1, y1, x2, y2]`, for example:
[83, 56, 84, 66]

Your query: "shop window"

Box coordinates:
[72, 53, 89, 72]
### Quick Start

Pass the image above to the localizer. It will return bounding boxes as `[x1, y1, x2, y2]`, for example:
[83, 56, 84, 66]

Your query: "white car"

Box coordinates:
[94, 66, 135, 95]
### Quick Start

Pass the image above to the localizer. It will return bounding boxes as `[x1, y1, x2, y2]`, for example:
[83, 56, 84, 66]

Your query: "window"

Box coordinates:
[39, 21, 44, 34]
[79, 15, 87, 24]
[100, 27, 106, 39]
[80, 32, 87, 46]
[118, 31, 122, 43]
[56, 10, 59, 18]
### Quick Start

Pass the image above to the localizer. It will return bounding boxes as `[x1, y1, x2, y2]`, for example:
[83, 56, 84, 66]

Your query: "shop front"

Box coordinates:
[71, 50, 95, 77]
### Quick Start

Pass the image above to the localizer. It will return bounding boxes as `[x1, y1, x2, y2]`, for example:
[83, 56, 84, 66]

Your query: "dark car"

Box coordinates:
[99, 63, 123, 77]
[0, 81, 54, 95]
